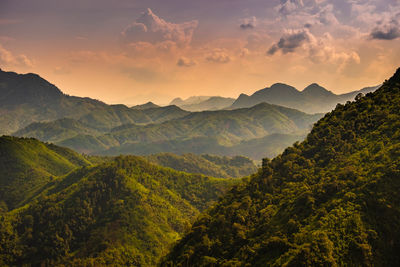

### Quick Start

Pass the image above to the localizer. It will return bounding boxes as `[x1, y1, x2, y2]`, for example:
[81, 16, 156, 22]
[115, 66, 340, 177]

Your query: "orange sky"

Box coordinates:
[1, 0, 400, 105]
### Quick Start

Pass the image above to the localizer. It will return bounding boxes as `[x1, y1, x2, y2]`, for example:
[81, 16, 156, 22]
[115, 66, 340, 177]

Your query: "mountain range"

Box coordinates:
[0, 69, 189, 135]
[229, 82, 380, 113]
[170, 96, 235, 112]
[15, 102, 321, 158]
[1, 66, 400, 266]
[163, 69, 400, 266]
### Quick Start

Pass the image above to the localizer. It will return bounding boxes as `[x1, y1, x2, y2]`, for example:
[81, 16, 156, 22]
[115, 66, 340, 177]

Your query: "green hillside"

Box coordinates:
[51, 103, 321, 157]
[144, 153, 257, 178]
[0, 137, 236, 266]
[0, 136, 91, 211]
[163, 70, 400, 266]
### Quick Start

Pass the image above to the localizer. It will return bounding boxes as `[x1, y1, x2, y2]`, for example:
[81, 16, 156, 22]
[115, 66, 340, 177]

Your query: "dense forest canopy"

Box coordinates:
[163, 69, 400, 266]
[0, 137, 237, 266]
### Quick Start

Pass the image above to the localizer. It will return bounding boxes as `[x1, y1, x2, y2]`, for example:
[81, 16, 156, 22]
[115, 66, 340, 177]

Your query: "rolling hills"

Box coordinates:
[16, 102, 322, 158]
[0, 136, 237, 266]
[163, 69, 400, 266]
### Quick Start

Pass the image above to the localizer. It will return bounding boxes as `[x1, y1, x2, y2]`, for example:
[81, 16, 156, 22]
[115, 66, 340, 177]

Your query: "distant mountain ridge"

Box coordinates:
[16, 102, 323, 159]
[131, 101, 159, 110]
[230, 82, 380, 113]
[0, 69, 189, 134]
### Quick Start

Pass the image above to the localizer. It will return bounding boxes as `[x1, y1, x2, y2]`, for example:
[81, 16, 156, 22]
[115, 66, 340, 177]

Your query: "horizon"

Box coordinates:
[1, 0, 399, 105]
[0, 67, 381, 107]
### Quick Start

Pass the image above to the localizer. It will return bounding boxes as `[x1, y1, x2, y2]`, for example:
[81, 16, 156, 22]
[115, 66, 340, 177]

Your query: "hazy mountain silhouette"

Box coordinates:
[230, 82, 380, 113]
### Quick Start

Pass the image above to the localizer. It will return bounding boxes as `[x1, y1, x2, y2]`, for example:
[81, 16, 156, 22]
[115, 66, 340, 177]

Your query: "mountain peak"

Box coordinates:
[388, 68, 400, 85]
[302, 83, 334, 97]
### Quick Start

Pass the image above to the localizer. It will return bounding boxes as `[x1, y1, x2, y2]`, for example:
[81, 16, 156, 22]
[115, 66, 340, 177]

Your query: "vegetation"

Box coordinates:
[145, 153, 257, 178]
[0, 136, 91, 211]
[19, 102, 321, 159]
[0, 137, 236, 266]
[163, 69, 400, 266]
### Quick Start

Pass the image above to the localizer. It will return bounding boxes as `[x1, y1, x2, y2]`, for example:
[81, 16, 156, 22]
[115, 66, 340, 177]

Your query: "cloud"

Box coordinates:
[177, 57, 197, 67]
[240, 17, 257, 30]
[121, 65, 168, 83]
[206, 49, 232, 63]
[121, 8, 198, 46]
[277, 0, 304, 16]
[267, 28, 312, 55]
[54, 66, 71, 75]
[0, 44, 33, 68]
[370, 17, 400, 40]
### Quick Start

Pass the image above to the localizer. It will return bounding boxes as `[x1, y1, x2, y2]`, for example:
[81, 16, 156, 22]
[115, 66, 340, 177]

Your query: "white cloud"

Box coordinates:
[206, 49, 232, 64]
[0, 44, 33, 68]
[121, 8, 198, 47]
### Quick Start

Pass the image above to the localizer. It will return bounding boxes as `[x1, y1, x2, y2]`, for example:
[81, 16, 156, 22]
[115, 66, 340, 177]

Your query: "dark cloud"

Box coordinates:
[239, 16, 256, 30]
[240, 23, 255, 30]
[267, 29, 311, 55]
[177, 57, 197, 67]
[370, 20, 400, 40]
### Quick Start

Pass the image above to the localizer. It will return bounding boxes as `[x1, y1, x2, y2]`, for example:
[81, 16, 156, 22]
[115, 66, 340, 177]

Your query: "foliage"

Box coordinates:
[163, 69, 400, 266]
[0, 137, 236, 266]
[0, 136, 91, 211]
[145, 153, 257, 178]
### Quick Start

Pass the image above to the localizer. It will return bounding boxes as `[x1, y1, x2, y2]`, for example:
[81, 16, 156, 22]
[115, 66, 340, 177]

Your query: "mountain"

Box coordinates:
[163, 69, 400, 265]
[144, 153, 257, 178]
[0, 69, 188, 134]
[0, 135, 91, 211]
[230, 82, 380, 113]
[131, 101, 159, 110]
[179, 97, 235, 111]
[0, 136, 236, 266]
[170, 96, 211, 106]
[29, 102, 321, 158]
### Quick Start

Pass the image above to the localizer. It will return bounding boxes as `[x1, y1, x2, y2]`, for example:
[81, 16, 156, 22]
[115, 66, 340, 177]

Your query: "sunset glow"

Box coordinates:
[1, 0, 400, 105]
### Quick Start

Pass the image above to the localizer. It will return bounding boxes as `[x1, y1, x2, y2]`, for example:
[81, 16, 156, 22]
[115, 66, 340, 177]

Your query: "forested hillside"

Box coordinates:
[0, 137, 236, 266]
[23, 103, 320, 158]
[144, 153, 257, 178]
[0, 136, 91, 211]
[163, 70, 400, 266]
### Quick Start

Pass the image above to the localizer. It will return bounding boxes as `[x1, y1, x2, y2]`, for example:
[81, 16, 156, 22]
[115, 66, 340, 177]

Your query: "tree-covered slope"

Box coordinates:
[0, 138, 236, 266]
[144, 153, 257, 178]
[163, 69, 400, 266]
[63, 102, 321, 156]
[0, 136, 91, 212]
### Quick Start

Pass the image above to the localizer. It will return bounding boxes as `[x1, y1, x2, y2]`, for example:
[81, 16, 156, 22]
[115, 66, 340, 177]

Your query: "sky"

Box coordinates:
[1, 0, 400, 105]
